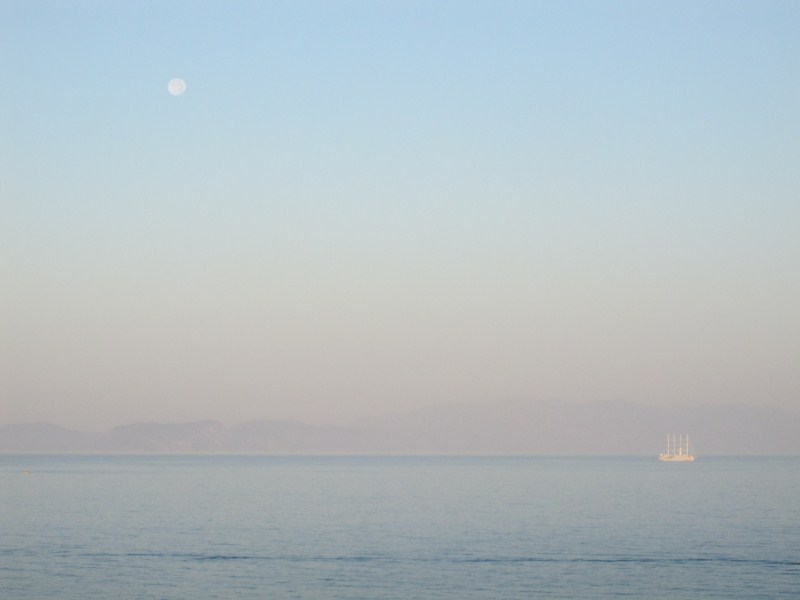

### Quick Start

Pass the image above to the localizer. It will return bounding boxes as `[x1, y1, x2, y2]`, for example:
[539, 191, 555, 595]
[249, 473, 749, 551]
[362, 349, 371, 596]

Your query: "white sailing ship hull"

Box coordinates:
[659, 453, 695, 462]
[659, 434, 696, 462]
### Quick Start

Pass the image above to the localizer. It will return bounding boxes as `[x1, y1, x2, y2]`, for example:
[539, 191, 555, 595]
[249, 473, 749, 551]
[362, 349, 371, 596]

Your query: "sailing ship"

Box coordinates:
[659, 434, 696, 462]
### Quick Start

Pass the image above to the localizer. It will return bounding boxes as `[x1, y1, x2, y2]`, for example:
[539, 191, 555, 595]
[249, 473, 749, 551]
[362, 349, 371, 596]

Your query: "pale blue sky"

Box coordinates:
[2, 1, 799, 429]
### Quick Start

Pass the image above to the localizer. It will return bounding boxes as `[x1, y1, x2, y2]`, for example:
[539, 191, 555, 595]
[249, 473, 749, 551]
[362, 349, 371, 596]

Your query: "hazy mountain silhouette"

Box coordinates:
[357, 398, 800, 455]
[224, 420, 366, 454]
[0, 422, 105, 453]
[1, 399, 799, 455]
[104, 421, 226, 453]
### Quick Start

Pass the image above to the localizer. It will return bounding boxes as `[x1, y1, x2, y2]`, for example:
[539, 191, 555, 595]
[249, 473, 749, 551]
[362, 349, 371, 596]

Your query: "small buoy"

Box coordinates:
[23, 469, 29, 475]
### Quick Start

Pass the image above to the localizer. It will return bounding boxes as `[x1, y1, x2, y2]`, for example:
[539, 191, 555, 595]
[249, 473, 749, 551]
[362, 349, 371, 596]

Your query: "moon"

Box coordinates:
[167, 78, 187, 96]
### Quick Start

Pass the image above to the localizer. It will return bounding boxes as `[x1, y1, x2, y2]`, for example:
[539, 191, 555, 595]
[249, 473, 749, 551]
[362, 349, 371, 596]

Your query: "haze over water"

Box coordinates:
[3, 5, 799, 598]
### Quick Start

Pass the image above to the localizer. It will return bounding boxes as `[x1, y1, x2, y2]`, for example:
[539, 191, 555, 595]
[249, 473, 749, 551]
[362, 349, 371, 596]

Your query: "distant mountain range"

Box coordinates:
[2, 399, 799, 455]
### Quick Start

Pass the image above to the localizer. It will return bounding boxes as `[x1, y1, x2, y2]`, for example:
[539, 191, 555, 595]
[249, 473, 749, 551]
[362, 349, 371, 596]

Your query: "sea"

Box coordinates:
[1, 455, 798, 599]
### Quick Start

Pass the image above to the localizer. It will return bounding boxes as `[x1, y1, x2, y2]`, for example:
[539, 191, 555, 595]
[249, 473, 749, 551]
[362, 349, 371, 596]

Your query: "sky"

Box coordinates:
[2, 1, 799, 430]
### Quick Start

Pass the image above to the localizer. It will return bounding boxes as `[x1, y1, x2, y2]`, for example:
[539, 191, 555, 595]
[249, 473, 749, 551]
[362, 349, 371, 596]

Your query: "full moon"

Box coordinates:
[167, 78, 187, 96]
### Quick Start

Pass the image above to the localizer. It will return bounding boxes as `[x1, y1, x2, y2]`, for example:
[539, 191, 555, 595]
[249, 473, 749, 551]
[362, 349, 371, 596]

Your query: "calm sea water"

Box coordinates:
[1, 455, 798, 599]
